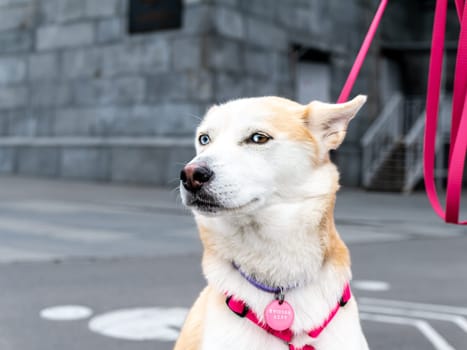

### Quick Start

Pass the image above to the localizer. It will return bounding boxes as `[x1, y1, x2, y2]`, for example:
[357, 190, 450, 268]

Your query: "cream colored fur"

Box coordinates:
[175, 95, 369, 350]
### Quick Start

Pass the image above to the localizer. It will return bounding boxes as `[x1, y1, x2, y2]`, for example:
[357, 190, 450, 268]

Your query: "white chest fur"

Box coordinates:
[198, 256, 368, 350]
[200, 282, 368, 349]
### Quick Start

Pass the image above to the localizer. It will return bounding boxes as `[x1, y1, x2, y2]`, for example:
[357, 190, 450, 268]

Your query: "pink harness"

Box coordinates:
[225, 284, 351, 350]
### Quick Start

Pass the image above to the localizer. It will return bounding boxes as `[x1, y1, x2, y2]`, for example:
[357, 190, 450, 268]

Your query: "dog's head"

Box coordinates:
[180, 95, 366, 216]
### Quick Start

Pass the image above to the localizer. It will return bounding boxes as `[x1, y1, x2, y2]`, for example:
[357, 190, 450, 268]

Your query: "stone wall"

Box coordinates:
[0, 0, 376, 186]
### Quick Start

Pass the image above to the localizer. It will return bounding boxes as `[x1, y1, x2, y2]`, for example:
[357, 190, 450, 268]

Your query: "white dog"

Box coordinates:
[175, 95, 369, 350]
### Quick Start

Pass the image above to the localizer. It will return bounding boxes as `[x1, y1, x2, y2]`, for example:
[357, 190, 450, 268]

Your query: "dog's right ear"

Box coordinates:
[304, 95, 367, 151]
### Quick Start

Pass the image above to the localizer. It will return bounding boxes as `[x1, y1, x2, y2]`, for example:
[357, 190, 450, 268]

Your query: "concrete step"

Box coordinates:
[0, 137, 195, 186]
[366, 143, 406, 192]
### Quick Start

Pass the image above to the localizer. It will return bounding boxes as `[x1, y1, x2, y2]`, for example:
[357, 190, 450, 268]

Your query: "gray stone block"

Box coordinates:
[37, 0, 55, 24]
[0, 86, 27, 109]
[146, 71, 213, 102]
[54, 106, 130, 136]
[0, 57, 26, 84]
[61, 147, 109, 180]
[214, 6, 244, 40]
[240, 0, 274, 20]
[308, 7, 333, 43]
[59, 0, 86, 22]
[0, 5, 33, 32]
[206, 38, 242, 73]
[271, 52, 291, 83]
[171, 37, 202, 71]
[92, 106, 131, 136]
[73, 77, 145, 106]
[104, 39, 170, 75]
[214, 72, 244, 102]
[30, 82, 72, 107]
[62, 47, 105, 79]
[36, 23, 94, 51]
[28, 108, 54, 136]
[96, 18, 122, 43]
[244, 77, 279, 97]
[0, 147, 14, 173]
[6, 109, 36, 136]
[152, 103, 202, 136]
[0, 0, 32, 6]
[111, 103, 202, 137]
[0, 110, 8, 136]
[214, 0, 238, 6]
[186, 70, 213, 101]
[37, 0, 58, 24]
[38, 0, 87, 24]
[277, 79, 294, 100]
[274, 3, 297, 29]
[245, 16, 287, 51]
[182, 4, 213, 35]
[85, 0, 119, 17]
[104, 106, 151, 136]
[0, 30, 32, 53]
[146, 73, 187, 102]
[17, 146, 59, 176]
[28, 52, 59, 81]
[110, 147, 169, 185]
[245, 49, 272, 77]
[54, 107, 93, 136]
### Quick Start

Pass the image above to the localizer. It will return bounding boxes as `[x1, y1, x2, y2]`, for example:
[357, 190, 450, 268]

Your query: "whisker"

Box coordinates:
[185, 113, 203, 121]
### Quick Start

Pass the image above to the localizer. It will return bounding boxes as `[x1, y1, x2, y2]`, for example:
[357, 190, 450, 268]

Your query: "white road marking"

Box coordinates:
[88, 307, 189, 341]
[360, 304, 467, 333]
[352, 280, 390, 291]
[360, 313, 456, 350]
[360, 298, 467, 316]
[40, 305, 93, 321]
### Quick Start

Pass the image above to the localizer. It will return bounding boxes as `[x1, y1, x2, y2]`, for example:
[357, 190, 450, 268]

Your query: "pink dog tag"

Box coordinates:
[264, 300, 295, 331]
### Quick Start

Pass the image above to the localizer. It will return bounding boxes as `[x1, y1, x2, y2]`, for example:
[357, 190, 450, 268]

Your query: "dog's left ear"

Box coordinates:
[305, 95, 367, 150]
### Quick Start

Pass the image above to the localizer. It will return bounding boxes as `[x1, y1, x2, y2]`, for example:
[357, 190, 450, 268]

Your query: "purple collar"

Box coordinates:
[232, 262, 296, 294]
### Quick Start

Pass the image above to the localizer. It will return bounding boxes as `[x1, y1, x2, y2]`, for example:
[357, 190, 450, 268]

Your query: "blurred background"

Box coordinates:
[0, 0, 465, 349]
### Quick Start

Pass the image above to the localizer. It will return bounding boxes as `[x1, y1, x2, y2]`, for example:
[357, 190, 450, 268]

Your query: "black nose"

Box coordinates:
[180, 162, 214, 192]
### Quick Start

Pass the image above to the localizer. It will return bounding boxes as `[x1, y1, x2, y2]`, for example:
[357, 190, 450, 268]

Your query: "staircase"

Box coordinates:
[365, 142, 405, 191]
[361, 93, 449, 192]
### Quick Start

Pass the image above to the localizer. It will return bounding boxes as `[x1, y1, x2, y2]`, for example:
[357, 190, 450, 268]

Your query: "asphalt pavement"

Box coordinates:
[0, 176, 465, 350]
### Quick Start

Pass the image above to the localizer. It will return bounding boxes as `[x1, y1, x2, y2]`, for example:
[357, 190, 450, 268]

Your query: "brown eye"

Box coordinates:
[249, 132, 271, 144]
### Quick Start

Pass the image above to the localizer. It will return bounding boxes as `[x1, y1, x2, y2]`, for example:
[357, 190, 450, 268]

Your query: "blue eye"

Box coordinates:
[250, 132, 271, 144]
[198, 134, 211, 145]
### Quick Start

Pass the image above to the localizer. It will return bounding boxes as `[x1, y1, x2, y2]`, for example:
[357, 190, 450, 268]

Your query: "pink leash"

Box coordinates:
[337, 0, 388, 103]
[424, 0, 467, 224]
[339, 0, 467, 224]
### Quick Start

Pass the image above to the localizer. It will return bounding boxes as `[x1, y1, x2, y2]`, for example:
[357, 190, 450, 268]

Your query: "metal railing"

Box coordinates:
[361, 93, 404, 187]
[403, 111, 427, 192]
[403, 95, 449, 192]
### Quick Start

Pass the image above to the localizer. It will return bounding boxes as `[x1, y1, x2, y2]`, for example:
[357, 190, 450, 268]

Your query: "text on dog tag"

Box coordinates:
[264, 300, 294, 331]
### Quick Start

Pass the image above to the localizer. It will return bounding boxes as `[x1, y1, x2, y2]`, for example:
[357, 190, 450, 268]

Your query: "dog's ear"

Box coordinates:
[305, 95, 367, 150]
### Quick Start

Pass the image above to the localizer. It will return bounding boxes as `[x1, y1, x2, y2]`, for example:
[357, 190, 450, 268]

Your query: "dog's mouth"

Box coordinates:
[188, 197, 260, 215]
